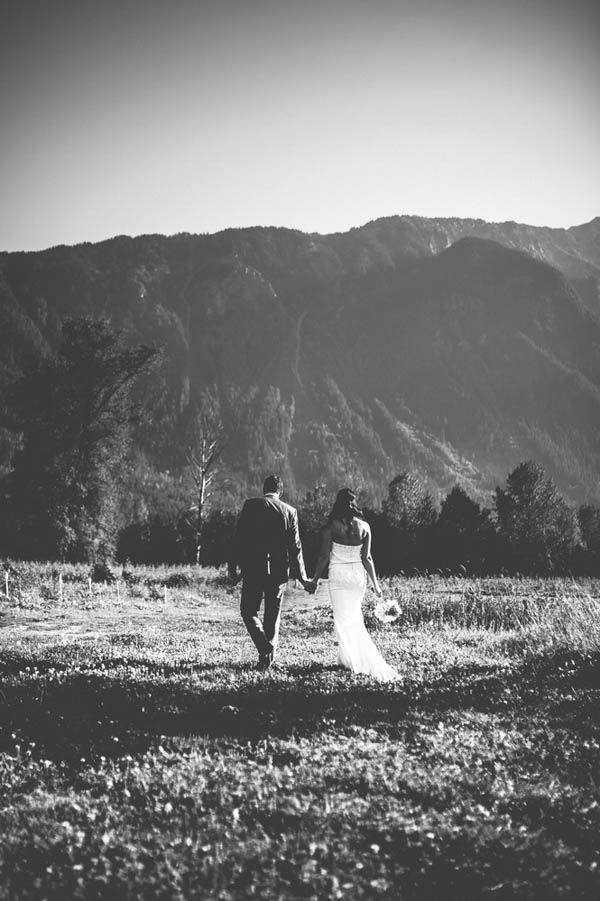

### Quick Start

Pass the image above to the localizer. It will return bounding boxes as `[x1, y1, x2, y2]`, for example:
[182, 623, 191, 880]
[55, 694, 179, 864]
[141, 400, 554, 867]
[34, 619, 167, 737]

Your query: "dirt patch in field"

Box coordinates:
[0, 581, 330, 641]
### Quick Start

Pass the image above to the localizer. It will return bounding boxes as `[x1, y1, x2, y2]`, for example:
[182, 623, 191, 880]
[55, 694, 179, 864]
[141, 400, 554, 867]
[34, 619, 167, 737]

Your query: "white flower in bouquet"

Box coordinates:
[373, 597, 402, 623]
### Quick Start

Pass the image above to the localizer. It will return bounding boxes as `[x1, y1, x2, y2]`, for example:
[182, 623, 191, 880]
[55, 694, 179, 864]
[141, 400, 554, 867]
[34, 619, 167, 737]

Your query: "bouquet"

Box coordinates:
[373, 597, 402, 623]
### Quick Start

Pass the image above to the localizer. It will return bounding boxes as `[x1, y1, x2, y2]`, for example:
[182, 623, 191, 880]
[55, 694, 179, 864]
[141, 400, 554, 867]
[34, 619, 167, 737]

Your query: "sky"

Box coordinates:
[1, 0, 599, 252]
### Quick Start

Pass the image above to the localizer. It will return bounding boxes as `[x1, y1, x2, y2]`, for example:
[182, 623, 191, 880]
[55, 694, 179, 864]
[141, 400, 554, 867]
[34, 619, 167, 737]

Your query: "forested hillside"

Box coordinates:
[1, 215, 599, 507]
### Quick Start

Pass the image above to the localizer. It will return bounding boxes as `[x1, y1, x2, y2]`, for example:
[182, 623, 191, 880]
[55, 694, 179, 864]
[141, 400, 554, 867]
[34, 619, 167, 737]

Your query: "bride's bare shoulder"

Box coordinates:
[356, 518, 371, 538]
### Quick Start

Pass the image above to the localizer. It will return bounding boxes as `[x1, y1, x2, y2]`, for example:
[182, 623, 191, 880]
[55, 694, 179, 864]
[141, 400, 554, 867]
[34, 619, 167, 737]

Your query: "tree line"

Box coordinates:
[1, 318, 599, 577]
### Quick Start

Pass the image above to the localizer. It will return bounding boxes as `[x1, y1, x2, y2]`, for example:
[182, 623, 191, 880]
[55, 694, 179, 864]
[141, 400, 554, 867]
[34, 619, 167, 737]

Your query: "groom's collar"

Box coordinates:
[264, 492, 280, 498]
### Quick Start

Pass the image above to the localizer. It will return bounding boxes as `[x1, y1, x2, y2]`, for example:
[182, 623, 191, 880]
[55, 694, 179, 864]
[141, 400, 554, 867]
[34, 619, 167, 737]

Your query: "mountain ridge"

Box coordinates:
[1, 214, 599, 507]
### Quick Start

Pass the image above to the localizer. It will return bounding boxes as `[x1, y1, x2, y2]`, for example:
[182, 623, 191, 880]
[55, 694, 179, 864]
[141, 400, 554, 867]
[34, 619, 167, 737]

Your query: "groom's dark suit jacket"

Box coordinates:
[231, 493, 307, 584]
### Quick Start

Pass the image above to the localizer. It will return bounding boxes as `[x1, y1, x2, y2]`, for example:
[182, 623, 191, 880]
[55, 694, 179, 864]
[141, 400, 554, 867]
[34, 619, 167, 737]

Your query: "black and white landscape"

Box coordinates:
[1, 1, 599, 898]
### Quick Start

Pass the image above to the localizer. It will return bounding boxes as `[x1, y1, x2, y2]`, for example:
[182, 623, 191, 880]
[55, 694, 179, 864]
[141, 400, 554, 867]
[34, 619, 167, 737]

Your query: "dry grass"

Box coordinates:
[0, 566, 599, 899]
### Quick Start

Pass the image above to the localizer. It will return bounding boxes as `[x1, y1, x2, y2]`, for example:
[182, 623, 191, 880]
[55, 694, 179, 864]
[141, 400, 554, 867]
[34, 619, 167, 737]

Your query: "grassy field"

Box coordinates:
[0, 566, 599, 900]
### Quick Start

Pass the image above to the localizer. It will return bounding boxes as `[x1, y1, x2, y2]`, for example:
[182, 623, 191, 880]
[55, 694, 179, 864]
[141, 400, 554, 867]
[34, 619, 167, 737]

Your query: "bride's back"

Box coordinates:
[329, 516, 368, 547]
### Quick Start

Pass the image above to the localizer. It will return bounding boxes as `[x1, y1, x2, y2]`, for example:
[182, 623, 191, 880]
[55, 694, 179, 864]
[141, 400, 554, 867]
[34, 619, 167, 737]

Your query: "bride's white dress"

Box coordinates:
[327, 541, 399, 682]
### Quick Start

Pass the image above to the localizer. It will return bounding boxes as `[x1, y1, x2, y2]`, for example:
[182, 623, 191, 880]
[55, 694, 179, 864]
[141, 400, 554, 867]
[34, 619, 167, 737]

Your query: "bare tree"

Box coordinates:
[184, 395, 226, 565]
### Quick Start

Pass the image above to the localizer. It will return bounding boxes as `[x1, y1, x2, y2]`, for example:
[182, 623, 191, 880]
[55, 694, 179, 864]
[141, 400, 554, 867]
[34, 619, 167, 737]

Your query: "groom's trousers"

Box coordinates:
[240, 574, 286, 658]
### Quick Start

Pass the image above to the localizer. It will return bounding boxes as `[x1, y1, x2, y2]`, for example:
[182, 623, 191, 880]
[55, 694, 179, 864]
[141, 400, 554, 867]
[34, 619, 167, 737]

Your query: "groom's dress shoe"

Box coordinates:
[257, 652, 273, 670]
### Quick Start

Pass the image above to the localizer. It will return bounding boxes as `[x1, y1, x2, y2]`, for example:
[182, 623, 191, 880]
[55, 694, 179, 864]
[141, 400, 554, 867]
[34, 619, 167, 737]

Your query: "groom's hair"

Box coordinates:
[263, 475, 283, 494]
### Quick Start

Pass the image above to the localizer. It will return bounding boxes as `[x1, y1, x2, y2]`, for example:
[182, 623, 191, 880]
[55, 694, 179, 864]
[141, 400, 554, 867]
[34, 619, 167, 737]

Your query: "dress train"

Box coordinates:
[327, 541, 399, 682]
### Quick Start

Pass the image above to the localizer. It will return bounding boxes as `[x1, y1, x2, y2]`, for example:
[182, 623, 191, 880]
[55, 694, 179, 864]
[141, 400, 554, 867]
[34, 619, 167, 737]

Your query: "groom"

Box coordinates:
[229, 475, 312, 669]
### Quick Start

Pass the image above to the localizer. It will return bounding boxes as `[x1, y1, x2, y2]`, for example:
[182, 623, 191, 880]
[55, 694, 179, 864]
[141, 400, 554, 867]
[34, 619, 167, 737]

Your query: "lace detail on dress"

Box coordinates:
[328, 542, 366, 588]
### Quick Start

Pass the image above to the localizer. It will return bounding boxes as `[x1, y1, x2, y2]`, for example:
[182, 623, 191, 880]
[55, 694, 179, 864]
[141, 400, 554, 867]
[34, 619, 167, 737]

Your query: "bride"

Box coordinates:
[311, 488, 399, 682]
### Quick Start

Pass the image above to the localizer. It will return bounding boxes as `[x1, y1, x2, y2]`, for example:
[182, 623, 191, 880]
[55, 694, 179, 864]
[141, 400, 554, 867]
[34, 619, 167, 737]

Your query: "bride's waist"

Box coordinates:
[329, 560, 364, 574]
[330, 545, 362, 562]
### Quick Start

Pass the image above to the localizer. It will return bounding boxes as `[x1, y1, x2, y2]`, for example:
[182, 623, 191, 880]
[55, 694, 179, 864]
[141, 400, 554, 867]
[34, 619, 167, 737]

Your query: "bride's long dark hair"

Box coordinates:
[328, 488, 363, 528]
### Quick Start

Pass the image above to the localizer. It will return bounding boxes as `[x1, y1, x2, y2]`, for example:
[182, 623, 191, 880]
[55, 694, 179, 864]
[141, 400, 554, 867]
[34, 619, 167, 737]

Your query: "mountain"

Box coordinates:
[1, 215, 600, 506]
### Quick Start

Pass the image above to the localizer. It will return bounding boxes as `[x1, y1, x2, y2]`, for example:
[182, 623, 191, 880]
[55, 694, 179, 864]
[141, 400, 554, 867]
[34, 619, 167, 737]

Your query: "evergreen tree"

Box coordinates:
[4, 318, 158, 561]
[494, 461, 579, 574]
[577, 504, 600, 575]
[434, 485, 494, 574]
[381, 471, 437, 573]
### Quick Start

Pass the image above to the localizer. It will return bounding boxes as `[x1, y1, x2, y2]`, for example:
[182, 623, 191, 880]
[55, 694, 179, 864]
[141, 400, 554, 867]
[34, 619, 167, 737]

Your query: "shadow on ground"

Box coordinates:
[1, 647, 598, 765]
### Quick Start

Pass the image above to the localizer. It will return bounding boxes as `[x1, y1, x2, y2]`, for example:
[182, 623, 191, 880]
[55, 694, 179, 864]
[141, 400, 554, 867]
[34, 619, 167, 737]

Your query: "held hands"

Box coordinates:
[301, 578, 318, 594]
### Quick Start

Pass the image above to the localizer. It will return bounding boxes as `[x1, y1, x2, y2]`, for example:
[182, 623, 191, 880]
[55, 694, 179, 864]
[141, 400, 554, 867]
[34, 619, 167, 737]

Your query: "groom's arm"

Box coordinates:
[286, 508, 308, 582]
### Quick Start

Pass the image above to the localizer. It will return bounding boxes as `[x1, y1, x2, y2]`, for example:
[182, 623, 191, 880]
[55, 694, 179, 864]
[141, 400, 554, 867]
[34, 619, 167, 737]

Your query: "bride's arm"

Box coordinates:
[312, 526, 332, 582]
[360, 527, 382, 596]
